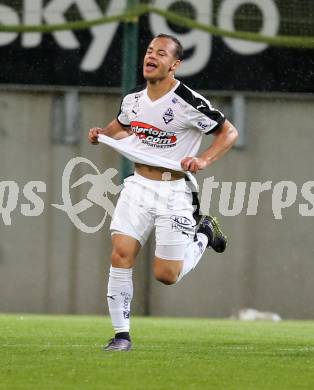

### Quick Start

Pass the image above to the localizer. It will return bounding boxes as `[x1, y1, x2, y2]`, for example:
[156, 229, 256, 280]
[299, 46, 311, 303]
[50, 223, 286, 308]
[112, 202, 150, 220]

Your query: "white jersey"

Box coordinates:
[117, 80, 226, 162]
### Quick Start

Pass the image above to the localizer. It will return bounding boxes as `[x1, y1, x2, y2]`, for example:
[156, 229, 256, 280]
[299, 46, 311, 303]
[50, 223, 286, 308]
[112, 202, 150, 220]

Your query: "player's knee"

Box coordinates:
[153, 267, 178, 285]
[111, 249, 133, 268]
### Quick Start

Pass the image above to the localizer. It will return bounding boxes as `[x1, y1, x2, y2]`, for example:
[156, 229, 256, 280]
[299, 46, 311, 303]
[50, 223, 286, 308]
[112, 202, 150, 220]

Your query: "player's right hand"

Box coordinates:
[88, 127, 103, 144]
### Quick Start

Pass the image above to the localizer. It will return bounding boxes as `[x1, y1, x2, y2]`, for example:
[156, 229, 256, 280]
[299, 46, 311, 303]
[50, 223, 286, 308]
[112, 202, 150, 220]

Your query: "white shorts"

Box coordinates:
[110, 172, 196, 260]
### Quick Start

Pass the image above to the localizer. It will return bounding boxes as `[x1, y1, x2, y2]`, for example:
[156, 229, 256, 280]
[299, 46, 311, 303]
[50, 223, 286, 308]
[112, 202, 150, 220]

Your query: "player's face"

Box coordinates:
[143, 37, 180, 82]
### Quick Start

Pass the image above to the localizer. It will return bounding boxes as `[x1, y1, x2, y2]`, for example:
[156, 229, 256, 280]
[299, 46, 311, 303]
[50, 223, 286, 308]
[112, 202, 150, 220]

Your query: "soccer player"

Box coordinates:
[88, 34, 238, 351]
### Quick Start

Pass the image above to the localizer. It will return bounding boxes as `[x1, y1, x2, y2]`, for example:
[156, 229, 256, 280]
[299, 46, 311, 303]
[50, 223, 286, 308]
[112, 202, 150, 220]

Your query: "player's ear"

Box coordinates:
[170, 59, 181, 72]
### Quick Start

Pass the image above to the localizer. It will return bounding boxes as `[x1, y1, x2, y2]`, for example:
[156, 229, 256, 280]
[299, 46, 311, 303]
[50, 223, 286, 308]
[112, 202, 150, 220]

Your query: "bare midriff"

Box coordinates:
[135, 163, 185, 181]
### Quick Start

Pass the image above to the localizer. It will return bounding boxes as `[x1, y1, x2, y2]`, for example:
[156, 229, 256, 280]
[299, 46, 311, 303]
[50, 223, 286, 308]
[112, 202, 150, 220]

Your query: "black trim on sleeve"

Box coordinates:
[175, 83, 226, 134]
[204, 117, 226, 135]
[116, 101, 125, 125]
[116, 116, 130, 127]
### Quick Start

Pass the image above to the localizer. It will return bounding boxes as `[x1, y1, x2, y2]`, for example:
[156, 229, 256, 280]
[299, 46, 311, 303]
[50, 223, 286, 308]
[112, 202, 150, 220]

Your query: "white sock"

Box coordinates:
[176, 233, 208, 283]
[107, 266, 133, 334]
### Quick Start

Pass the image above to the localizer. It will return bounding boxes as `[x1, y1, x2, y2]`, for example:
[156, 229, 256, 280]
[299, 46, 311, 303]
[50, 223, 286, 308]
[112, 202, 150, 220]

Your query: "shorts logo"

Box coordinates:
[171, 216, 191, 226]
[131, 121, 177, 148]
[197, 241, 204, 251]
[170, 215, 193, 233]
[163, 108, 174, 124]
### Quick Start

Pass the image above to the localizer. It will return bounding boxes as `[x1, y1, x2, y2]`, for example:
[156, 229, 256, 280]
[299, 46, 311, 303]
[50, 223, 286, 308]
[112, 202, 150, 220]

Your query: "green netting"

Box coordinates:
[0, 1, 313, 49]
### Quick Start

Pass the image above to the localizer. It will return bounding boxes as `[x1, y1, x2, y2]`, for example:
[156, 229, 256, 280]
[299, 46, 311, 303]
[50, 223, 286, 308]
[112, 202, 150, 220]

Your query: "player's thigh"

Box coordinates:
[111, 233, 141, 268]
[153, 256, 183, 285]
[153, 208, 195, 283]
[155, 212, 195, 260]
[110, 178, 154, 247]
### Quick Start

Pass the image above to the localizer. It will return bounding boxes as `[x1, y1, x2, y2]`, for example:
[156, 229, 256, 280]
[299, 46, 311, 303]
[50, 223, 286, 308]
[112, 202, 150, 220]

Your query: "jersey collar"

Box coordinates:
[144, 80, 180, 106]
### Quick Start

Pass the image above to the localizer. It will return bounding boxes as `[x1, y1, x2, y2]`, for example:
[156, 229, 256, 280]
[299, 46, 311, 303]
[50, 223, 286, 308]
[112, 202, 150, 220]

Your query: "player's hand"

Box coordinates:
[88, 127, 104, 145]
[181, 157, 208, 173]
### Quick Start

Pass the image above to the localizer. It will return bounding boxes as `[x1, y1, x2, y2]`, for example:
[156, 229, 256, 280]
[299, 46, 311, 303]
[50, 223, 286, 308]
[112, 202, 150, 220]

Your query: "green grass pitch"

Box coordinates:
[1, 315, 314, 389]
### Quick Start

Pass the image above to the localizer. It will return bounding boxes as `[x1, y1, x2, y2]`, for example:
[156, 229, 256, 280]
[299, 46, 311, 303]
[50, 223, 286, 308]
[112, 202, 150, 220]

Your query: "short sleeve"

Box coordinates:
[188, 97, 226, 135]
[116, 97, 130, 127]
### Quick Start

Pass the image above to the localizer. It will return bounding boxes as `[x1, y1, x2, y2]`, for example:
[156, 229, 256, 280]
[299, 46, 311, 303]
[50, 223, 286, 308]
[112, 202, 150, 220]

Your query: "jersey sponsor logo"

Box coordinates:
[197, 121, 209, 130]
[163, 107, 174, 124]
[171, 96, 185, 109]
[131, 121, 177, 148]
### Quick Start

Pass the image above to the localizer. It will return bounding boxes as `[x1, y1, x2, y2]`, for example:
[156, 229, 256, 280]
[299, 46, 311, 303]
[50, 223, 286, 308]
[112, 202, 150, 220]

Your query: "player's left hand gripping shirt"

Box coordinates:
[117, 81, 226, 162]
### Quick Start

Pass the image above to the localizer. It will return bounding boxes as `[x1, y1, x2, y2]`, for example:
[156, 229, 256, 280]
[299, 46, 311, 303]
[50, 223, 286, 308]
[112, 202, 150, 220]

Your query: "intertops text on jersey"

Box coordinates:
[131, 121, 177, 148]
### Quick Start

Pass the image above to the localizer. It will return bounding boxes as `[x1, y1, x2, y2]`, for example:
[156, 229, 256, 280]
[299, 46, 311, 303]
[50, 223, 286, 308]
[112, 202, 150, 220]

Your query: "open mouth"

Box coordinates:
[145, 62, 158, 71]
